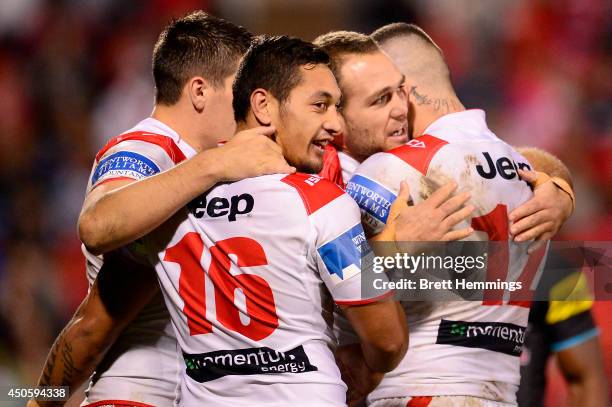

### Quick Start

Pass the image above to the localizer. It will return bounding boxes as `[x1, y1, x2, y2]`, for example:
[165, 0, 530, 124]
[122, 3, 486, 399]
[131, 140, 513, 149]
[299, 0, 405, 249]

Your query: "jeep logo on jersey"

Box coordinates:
[436, 319, 526, 356]
[183, 345, 318, 382]
[318, 223, 367, 283]
[475, 152, 532, 180]
[188, 193, 254, 222]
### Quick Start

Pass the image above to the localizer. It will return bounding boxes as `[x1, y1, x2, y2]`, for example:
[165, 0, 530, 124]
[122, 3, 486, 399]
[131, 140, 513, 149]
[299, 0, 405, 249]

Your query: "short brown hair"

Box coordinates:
[152, 11, 253, 105]
[371, 23, 439, 52]
[313, 31, 378, 84]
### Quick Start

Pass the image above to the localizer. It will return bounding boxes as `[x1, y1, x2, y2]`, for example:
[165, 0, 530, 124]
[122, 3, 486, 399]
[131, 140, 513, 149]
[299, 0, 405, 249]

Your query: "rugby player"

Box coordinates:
[314, 26, 576, 406]
[29, 11, 293, 407]
[130, 35, 408, 406]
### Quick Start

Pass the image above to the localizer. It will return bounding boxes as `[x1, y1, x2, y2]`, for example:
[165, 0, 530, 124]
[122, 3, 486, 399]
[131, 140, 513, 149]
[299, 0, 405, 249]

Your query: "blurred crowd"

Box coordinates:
[0, 0, 609, 404]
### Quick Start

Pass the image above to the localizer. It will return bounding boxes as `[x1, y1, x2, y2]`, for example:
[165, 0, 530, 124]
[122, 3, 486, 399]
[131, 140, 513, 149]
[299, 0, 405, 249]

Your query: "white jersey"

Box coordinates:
[346, 110, 547, 404]
[137, 172, 389, 406]
[81, 118, 196, 406]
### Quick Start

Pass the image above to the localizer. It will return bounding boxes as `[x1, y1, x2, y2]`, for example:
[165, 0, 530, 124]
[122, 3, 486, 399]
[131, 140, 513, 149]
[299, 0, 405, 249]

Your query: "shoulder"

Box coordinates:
[96, 130, 187, 165]
[384, 135, 449, 175]
[280, 173, 347, 215]
[89, 130, 186, 188]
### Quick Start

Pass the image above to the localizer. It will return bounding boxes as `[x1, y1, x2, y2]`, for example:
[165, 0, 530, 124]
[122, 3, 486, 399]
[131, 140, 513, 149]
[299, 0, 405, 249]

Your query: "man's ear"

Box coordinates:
[187, 76, 208, 112]
[250, 89, 273, 126]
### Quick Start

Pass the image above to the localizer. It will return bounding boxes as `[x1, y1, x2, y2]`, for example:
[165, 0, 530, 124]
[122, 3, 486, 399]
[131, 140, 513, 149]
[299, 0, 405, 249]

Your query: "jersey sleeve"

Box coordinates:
[281, 173, 392, 305]
[310, 190, 392, 305]
[346, 151, 418, 237]
[86, 132, 185, 192]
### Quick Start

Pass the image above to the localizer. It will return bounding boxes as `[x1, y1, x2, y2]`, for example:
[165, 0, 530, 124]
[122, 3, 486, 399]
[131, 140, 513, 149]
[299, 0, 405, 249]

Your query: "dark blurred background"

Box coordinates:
[0, 0, 610, 406]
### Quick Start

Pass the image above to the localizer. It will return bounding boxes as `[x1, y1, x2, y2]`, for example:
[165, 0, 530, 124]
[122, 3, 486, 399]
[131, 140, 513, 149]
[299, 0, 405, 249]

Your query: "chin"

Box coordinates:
[296, 160, 323, 174]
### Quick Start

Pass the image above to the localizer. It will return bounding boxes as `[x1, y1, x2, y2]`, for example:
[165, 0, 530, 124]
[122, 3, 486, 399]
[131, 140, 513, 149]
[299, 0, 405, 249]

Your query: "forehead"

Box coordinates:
[292, 64, 341, 100]
[340, 51, 402, 99]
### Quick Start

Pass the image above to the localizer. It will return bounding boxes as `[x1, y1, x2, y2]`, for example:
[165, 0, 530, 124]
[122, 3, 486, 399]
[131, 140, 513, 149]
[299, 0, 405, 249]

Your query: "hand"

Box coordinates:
[509, 170, 573, 254]
[378, 181, 474, 243]
[336, 344, 384, 407]
[213, 126, 295, 181]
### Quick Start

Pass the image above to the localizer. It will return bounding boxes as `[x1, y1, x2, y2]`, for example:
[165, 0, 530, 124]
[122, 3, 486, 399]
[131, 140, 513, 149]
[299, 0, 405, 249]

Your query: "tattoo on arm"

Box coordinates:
[61, 340, 80, 385]
[36, 329, 85, 407]
[38, 335, 59, 387]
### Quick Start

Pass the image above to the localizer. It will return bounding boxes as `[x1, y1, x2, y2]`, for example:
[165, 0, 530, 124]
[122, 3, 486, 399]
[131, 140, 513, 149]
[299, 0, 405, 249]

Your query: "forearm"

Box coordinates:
[35, 318, 111, 407]
[344, 300, 408, 373]
[79, 150, 223, 254]
[516, 147, 573, 188]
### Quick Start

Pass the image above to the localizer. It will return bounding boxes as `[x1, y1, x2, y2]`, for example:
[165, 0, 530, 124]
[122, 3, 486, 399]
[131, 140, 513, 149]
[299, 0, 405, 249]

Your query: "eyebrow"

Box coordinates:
[311, 91, 334, 99]
[368, 74, 406, 101]
[310, 90, 341, 103]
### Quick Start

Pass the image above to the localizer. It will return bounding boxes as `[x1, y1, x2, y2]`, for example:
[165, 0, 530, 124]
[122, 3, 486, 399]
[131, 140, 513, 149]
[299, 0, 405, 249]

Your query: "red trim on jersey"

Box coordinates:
[319, 144, 345, 189]
[388, 135, 448, 175]
[281, 173, 345, 215]
[82, 400, 154, 407]
[406, 396, 433, 407]
[96, 131, 187, 164]
[335, 290, 395, 306]
[91, 176, 138, 191]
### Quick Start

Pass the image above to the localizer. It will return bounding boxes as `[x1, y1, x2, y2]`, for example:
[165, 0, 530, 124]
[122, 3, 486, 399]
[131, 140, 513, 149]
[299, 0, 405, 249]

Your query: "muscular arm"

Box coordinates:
[31, 254, 160, 407]
[80, 128, 293, 255]
[557, 337, 609, 407]
[341, 299, 408, 373]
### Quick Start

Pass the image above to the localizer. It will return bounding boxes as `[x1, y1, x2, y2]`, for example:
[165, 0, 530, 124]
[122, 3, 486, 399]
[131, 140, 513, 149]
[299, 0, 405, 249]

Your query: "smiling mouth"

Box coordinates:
[389, 126, 407, 138]
[312, 139, 330, 151]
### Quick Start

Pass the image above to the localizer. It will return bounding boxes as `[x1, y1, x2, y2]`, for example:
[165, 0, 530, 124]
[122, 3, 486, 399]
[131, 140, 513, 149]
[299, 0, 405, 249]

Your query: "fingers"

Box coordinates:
[442, 204, 475, 229]
[261, 161, 296, 175]
[253, 125, 276, 137]
[387, 181, 410, 221]
[513, 220, 555, 242]
[397, 180, 410, 203]
[517, 169, 539, 184]
[438, 191, 471, 217]
[442, 227, 474, 241]
[508, 196, 540, 223]
[238, 125, 275, 137]
[510, 207, 556, 237]
[425, 182, 458, 208]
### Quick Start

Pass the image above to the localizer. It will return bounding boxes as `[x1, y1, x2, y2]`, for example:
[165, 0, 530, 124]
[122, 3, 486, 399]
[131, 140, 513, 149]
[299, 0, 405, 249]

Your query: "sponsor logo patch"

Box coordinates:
[318, 223, 367, 283]
[188, 193, 255, 222]
[183, 345, 318, 382]
[345, 174, 396, 224]
[436, 319, 526, 356]
[92, 151, 160, 184]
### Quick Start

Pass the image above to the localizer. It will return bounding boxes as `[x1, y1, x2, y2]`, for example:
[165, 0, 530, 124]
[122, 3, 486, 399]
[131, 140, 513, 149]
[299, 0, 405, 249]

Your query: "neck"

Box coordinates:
[235, 121, 249, 132]
[342, 148, 367, 164]
[410, 86, 465, 138]
[151, 103, 211, 152]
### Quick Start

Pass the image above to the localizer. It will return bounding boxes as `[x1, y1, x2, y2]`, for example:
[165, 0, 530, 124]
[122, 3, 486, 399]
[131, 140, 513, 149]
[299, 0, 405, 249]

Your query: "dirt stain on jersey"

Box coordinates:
[419, 165, 453, 202]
